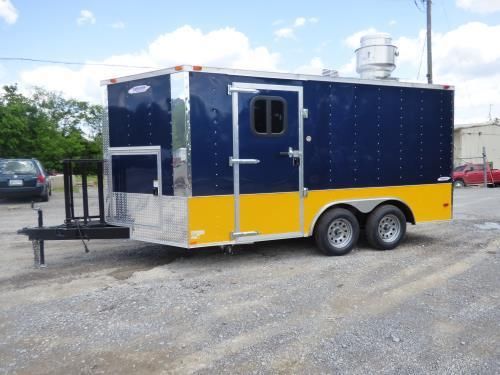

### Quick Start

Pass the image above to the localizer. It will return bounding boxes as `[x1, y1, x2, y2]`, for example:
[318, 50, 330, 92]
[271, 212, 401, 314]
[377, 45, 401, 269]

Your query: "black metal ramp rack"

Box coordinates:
[18, 159, 129, 267]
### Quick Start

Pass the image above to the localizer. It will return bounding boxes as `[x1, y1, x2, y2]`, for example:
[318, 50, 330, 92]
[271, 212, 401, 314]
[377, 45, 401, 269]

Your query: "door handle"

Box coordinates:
[229, 157, 260, 166]
[279, 147, 301, 158]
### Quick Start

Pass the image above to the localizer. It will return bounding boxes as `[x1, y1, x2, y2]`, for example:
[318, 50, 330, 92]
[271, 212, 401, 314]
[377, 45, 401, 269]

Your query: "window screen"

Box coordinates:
[251, 96, 287, 135]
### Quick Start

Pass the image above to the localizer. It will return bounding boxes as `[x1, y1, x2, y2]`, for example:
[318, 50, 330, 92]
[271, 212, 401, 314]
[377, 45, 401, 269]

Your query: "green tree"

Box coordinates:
[0, 85, 103, 172]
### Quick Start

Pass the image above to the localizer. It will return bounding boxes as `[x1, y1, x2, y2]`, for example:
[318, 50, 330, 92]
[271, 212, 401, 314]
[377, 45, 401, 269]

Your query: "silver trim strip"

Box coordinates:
[101, 65, 454, 91]
[108, 146, 163, 227]
[231, 90, 240, 234]
[108, 146, 161, 153]
[185, 72, 192, 197]
[234, 232, 304, 244]
[228, 85, 260, 94]
[231, 231, 259, 239]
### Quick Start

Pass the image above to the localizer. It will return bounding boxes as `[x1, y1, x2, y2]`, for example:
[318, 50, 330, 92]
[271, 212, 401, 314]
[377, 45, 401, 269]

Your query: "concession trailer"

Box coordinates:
[20, 33, 454, 263]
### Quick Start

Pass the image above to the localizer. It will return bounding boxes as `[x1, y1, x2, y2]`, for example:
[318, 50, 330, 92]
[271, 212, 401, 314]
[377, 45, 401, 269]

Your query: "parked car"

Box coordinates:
[452, 163, 500, 187]
[0, 159, 52, 201]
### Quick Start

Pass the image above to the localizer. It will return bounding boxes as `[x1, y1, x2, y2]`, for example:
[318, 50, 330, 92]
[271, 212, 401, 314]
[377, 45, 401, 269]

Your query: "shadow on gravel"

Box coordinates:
[3, 237, 321, 287]
[7, 230, 441, 288]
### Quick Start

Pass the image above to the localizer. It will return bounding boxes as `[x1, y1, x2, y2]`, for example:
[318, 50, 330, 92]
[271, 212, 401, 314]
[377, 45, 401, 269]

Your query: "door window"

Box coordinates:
[251, 96, 287, 135]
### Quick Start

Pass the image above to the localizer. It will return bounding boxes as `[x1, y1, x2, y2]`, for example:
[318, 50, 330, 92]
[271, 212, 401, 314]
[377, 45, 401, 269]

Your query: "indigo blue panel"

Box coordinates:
[439, 90, 454, 176]
[189, 71, 454, 196]
[237, 90, 299, 194]
[189, 72, 302, 196]
[301, 81, 333, 190]
[112, 154, 157, 194]
[107, 75, 173, 195]
[305, 82, 454, 189]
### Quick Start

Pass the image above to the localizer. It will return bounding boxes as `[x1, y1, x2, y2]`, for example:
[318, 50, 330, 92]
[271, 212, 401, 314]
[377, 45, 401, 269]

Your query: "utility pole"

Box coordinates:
[426, 0, 433, 84]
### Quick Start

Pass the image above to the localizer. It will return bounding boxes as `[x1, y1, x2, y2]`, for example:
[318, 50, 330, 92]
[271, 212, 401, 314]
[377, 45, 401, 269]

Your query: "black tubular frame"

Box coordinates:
[63, 159, 105, 224]
[18, 159, 129, 267]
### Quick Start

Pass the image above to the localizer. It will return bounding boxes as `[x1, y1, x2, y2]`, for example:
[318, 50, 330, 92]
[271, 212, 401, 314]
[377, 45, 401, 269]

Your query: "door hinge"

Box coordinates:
[228, 85, 260, 95]
[303, 187, 309, 197]
[302, 108, 309, 119]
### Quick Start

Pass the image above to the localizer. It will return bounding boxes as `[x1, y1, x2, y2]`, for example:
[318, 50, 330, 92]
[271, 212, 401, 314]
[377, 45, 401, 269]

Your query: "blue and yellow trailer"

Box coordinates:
[101, 65, 454, 256]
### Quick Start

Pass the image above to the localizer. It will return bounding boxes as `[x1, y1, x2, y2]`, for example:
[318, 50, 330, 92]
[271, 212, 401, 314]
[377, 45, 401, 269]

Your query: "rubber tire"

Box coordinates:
[40, 188, 49, 202]
[314, 208, 360, 256]
[453, 180, 465, 188]
[366, 205, 406, 250]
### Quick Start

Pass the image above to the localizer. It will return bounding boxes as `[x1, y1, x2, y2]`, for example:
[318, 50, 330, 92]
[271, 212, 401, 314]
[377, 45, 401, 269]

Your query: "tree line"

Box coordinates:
[0, 85, 103, 172]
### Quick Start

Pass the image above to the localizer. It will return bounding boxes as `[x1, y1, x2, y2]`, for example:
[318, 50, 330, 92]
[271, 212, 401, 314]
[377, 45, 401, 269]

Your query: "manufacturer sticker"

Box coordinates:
[190, 230, 205, 240]
[128, 85, 151, 94]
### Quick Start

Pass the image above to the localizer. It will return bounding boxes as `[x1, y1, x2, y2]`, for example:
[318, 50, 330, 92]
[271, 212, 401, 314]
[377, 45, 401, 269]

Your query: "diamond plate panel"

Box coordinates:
[107, 193, 188, 246]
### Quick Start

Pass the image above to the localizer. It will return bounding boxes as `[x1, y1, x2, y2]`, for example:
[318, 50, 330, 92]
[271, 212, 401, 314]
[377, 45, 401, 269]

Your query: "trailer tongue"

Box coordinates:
[18, 159, 129, 267]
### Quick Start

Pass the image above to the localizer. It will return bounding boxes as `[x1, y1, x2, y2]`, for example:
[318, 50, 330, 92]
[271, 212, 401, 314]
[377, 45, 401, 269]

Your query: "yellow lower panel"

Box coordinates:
[188, 183, 452, 246]
[240, 192, 300, 235]
[304, 183, 453, 234]
[188, 195, 234, 245]
[188, 192, 300, 245]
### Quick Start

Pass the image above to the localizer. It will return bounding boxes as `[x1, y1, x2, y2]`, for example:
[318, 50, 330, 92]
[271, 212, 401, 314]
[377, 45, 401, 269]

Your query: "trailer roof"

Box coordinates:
[100, 64, 454, 91]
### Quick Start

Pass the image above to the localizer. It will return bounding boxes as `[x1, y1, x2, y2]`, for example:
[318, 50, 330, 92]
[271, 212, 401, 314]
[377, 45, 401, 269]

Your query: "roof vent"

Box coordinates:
[355, 33, 398, 80]
[321, 68, 339, 78]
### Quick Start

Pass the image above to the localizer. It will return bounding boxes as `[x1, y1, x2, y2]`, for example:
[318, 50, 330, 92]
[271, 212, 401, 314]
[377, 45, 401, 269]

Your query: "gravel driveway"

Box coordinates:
[0, 188, 499, 374]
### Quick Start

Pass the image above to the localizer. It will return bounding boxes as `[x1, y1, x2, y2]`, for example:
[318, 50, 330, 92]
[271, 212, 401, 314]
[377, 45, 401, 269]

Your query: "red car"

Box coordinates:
[453, 163, 500, 187]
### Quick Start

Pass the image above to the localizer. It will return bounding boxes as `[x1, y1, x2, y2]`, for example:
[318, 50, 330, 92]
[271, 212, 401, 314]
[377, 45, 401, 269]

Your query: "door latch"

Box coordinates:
[153, 180, 159, 196]
[279, 147, 301, 166]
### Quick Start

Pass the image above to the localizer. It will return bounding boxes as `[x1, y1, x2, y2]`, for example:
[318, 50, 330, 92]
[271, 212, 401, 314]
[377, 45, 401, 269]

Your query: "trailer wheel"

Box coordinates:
[366, 205, 406, 250]
[314, 208, 359, 256]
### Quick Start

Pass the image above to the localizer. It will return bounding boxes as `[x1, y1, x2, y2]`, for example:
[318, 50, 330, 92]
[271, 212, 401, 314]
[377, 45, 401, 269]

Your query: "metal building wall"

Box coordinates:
[454, 122, 500, 168]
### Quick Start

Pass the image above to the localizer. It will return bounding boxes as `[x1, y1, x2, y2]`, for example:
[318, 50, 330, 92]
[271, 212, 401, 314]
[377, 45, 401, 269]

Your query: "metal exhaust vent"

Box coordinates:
[355, 33, 399, 80]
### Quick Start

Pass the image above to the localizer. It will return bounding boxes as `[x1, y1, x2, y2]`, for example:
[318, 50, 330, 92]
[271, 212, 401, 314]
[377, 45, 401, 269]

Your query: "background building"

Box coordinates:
[454, 119, 500, 168]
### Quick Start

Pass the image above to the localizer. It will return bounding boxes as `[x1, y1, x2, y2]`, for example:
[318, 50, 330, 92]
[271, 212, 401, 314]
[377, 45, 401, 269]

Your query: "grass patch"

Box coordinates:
[52, 175, 98, 193]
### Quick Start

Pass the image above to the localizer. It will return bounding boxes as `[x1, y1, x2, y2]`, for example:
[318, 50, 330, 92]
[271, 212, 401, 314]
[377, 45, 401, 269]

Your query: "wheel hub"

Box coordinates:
[327, 218, 353, 249]
[378, 214, 401, 243]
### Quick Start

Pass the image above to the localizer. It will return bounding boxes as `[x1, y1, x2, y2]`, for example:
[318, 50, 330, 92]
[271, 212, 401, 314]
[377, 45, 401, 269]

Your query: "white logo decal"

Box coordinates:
[190, 230, 205, 239]
[128, 85, 151, 94]
[437, 176, 451, 182]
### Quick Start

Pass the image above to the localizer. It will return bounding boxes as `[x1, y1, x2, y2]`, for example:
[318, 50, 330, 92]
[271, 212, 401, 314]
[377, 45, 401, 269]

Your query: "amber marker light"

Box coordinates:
[110, 78, 117, 84]
[443, 203, 450, 207]
[174, 65, 183, 71]
[193, 65, 203, 71]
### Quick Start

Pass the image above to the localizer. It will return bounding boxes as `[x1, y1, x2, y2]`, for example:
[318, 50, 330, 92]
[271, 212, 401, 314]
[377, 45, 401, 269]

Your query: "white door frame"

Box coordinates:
[228, 82, 304, 243]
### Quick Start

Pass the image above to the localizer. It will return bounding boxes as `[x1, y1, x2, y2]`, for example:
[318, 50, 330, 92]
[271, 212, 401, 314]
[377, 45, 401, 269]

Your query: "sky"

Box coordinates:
[1, 0, 500, 125]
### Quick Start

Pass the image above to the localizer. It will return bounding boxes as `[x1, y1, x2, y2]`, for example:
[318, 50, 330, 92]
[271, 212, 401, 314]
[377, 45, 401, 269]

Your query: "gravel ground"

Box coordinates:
[0, 188, 499, 374]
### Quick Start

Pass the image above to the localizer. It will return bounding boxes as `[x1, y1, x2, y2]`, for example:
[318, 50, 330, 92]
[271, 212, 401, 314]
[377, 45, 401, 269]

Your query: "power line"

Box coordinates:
[414, 0, 425, 12]
[416, 35, 426, 80]
[0, 57, 158, 69]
